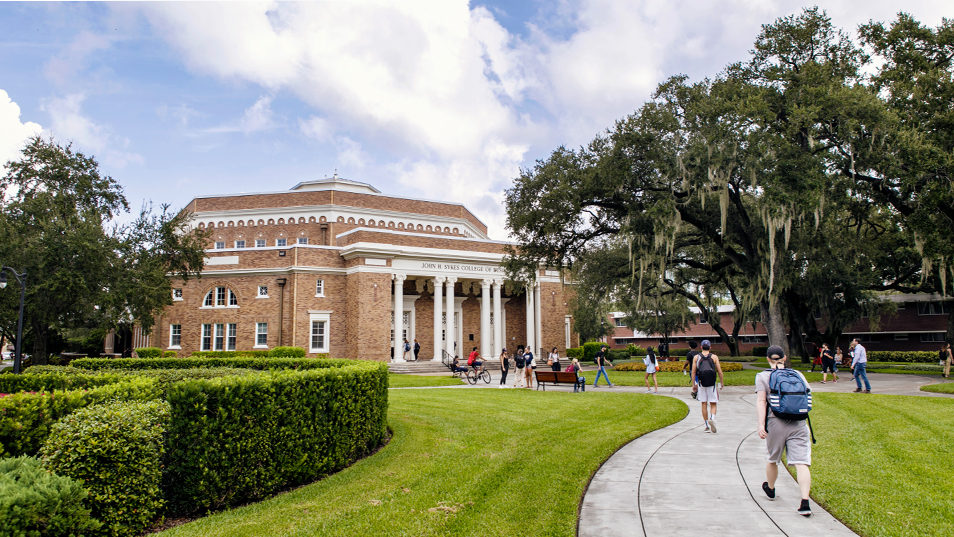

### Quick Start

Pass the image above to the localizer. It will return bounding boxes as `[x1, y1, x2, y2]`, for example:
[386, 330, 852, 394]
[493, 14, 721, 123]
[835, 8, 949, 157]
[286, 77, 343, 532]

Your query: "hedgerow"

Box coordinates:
[189, 346, 307, 359]
[70, 356, 355, 371]
[0, 378, 161, 458]
[867, 351, 939, 363]
[164, 361, 389, 515]
[614, 360, 743, 372]
[41, 400, 170, 537]
[0, 455, 100, 536]
[134, 347, 163, 358]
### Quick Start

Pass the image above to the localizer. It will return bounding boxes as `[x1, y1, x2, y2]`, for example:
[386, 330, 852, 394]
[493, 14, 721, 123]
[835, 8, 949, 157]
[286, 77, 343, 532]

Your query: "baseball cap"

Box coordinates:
[766, 345, 785, 360]
[701, 339, 711, 349]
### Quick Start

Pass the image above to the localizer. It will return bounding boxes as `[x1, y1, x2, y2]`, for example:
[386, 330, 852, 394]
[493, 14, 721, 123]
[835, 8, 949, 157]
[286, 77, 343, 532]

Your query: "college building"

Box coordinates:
[117, 176, 578, 361]
[606, 294, 953, 355]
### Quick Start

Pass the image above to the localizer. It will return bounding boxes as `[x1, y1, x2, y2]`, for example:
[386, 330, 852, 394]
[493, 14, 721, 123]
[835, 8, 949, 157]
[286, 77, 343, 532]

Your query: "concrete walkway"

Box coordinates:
[579, 373, 954, 537]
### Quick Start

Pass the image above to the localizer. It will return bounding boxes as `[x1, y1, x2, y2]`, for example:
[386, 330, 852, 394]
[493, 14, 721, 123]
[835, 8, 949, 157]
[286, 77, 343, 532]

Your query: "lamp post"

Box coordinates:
[0, 267, 27, 375]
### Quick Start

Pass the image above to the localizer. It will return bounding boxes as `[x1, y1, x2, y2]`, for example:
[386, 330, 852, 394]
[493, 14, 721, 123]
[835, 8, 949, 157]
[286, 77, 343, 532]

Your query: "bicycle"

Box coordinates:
[466, 365, 491, 385]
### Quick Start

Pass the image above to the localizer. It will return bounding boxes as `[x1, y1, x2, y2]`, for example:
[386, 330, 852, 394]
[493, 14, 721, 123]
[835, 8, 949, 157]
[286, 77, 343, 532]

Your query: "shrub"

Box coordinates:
[42, 400, 170, 537]
[269, 346, 307, 358]
[752, 346, 769, 357]
[134, 347, 163, 358]
[0, 378, 161, 458]
[190, 350, 271, 358]
[616, 360, 743, 373]
[162, 350, 177, 358]
[607, 349, 631, 362]
[71, 356, 355, 371]
[0, 370, 127, 394]
[582, 342, 604, 362]
[164, 361, 389, 515]
[867, 351, 938, 363]
[614, 361, 646, 371]
[566, 347, 583, 359]
[626, 344, 647, 356]
[0, 455, 100, 536]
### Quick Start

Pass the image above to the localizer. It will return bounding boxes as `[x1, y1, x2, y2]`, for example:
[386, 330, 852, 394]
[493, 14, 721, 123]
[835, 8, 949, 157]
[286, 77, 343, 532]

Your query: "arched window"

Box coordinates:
[203, 286, 239, 308]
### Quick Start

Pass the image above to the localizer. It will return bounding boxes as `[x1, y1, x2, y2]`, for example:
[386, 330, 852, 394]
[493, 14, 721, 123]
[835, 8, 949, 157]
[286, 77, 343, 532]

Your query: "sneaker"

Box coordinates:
[797, 499, 812, 516]
[703, 423, 710, 432]
[690, 391, 698, 400]
[708, 417, 717, 433]
[864, 390, 871, 393]
[853, 388, 862, 392]
[683, 371, 688, 376]
[820, 381, 826, 384]
[762, 482, 775, 501]
[645, 389, 654, 394]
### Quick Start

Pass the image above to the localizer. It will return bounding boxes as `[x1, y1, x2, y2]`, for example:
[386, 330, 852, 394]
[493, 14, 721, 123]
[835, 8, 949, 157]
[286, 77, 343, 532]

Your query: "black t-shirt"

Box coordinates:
[822, 349, 834, 360]
[595, 350, 605, 365]
[687, 350, 700, 363]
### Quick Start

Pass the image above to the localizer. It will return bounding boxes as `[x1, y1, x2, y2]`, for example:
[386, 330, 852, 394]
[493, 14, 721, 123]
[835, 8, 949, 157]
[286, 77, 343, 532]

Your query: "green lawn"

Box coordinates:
[388, 374, 466, 388]
[603, 369, 826, 387]
[919, 382, 954, 394]
[159, 389, 686, 537]
[808, 393, 954, 537]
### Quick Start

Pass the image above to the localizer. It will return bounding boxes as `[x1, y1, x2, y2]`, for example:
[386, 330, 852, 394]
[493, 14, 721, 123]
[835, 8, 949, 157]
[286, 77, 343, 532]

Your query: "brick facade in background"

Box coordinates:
[155, 177, 574, 360]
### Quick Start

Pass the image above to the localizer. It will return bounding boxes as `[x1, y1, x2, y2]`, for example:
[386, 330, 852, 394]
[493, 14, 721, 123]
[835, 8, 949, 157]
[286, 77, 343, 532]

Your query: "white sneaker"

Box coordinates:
[645, 389, 654, 394]
[683, 371, 687, 376]
[708, 417, 717, 433]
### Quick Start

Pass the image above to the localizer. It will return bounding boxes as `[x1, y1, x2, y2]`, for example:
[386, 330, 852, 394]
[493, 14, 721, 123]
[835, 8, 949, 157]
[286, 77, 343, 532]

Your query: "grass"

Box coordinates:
[159, 389, 686, 537]
[808, 393, 954, 537]
[603, 369, 825, 387]
[387, 374, 466, 388]
[920, 382, 954, 394]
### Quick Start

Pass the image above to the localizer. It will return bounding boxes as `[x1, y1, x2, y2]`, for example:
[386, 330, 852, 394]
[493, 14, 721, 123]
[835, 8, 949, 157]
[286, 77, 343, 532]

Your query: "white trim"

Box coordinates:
[253, 345, 269, 349]
[204, 256, 240, 266]
[309, 312, 331, 353]
[336, 227, 510, 245]
[199, 306, 240, 310]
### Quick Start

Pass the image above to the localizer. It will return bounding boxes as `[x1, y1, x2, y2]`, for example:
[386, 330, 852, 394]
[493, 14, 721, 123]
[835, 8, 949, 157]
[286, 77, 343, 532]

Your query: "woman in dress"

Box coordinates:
[499, 348, 510, 387]
[548, 347, 561, 371]
[644, 346, 659, 394]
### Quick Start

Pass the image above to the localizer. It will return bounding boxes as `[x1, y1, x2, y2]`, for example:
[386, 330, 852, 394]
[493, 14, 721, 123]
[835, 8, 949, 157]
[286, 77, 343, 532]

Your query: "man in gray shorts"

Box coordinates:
[756, 345, 813, 516]
[691, 340, 724, 433]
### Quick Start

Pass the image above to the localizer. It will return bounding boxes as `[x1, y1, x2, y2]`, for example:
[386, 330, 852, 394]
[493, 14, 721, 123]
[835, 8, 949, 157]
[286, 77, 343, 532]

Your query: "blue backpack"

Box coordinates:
[766, 368, 816, 443]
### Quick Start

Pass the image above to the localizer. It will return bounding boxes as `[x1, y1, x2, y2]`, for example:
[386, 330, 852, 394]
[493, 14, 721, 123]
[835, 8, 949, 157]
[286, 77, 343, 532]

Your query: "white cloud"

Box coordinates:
[44, 30, 113, 86]
[41, 93, 143, 169]
[205, 95, 277, 134]
[0, 90, 44, 169]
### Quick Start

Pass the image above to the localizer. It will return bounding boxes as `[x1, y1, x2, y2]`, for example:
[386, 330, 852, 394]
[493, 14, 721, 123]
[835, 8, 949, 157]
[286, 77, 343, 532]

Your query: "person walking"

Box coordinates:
[403, 338, 412, 361]
[850, 338, 871, 393]
[524, 347, 536, 389]
[567, 358, 586, 392]
[499, 348, 510, 387]
[810, 346, 823, 372]
[644, 346, 659, 394]
[820, 343, 837, 383]
[757, 345, 814, 517]
[691, 340, 724, 432]
[413, 339, 420, 361]
[548, 347, 561, 372]
[941, 342, 953, 379]
[683, 340, 699, 376]
[513, 347, 526, 389]
[593, 345, 613, 387]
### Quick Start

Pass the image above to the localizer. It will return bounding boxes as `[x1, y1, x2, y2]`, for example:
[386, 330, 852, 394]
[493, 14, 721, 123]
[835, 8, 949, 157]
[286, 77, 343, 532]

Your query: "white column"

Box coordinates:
[432, 276, 444, 361]
[534, 281, 543, 357]
[393, 273, 406, 363]
[445, 277, 457, 358]
[480, 279, 492, 361]
[525, 283, 535, 355]
[492, 278, 503, 358]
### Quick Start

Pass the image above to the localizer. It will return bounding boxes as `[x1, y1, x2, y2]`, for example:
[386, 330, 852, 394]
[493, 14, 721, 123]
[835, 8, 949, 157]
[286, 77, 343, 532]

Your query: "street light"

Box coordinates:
[0, 267, 27, 375]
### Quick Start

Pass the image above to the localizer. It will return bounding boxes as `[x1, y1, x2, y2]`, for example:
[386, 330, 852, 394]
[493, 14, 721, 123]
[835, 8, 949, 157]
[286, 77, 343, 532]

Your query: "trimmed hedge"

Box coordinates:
[42, 400, 170, 537]
[189, 346, 307, 359]
[0, 370, 128, 393]
[566, 347, 583, 359]
[163, 350, 177, 358]
[582, 342, 604, 362]
[0, 455, 100, 536]
[607, 349, 631, 362]
[0, 378, 161, 458]
[867, 351, 939, 363]
[615, 360, 744, 372]
[70, 356, 355, 371]
[15, 366, 263, 395]
[752, 346, 769, 357]
[134, 347, 163, 358]
[164, 361, 389, 515]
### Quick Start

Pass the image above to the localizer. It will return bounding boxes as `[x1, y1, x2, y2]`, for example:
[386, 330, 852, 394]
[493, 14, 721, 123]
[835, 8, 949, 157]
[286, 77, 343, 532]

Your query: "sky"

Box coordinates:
[0, 1, 949, 239]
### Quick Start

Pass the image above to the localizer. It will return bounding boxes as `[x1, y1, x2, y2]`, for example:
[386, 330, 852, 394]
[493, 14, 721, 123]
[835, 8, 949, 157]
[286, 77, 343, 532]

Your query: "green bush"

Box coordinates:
[607, 349, 631, 362]
[752, 346, 769, 357]
[0, 378, 161, 458]
[42, 400, 170, 537]
[269, 346, 307, 358]
[0, 455, 100, 537]
[162, 350, 177, 358]
[134, 347, 163, 358]
[190, 350, 271, 358]
[565, 347, 583, 359]
[867, 351, 938, 363]
[626, 344, 647, 356]
[0, 370, 127, 394]
[164, 361, 389, 515]
[71, 356, 354, 372]
[582, 342, 604, 362]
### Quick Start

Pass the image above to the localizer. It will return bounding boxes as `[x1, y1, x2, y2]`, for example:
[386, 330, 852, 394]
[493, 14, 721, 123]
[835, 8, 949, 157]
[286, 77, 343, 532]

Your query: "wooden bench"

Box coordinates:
[534, 370, 584, 391]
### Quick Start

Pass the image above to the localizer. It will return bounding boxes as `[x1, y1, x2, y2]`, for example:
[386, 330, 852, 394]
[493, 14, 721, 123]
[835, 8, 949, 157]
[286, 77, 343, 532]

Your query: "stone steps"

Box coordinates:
[388, 359, 502, 375]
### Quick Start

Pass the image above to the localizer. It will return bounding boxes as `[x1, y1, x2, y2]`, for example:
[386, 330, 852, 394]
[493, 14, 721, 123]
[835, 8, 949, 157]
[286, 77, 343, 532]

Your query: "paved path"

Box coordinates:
[578, 372, 953, 537]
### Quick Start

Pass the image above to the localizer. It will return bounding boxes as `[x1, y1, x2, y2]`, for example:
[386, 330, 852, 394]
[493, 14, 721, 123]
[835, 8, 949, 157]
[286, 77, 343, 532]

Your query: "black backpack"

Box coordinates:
[697, 353, 717, 387]
[515, 354, 526, 369]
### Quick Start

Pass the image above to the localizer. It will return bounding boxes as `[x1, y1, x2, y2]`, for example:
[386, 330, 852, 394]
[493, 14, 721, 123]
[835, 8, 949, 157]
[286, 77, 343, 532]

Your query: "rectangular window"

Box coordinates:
[201, 324, 212, 351]
[921, 333, 946, 343]
[256, 323, 268, 346]
[894, 334, 908, 341]
[276, 238, 287, 247]
[216, 287, 226, 306]
[215, 241, 225, 249]
[315, 279, 324, 297]
[229, 289, 238, 306]
[918, 301, 953, 315]
[227, 323, 236, 351]
[235, 240, 245, 248]
[614, 318, 625, 327]
[311, 321, 326, 352]
[169, 324, 181, 348]
[172, 288, 183, 301]
[214, 323, 225, 351]
[258, 285, 268, 298]
[256, 239, 265, 248]
[298, 237, 308, 245]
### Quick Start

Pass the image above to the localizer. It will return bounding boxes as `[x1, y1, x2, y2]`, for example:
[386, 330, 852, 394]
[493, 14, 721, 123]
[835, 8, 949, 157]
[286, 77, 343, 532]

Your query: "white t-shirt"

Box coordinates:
[643, 354, 657, 373]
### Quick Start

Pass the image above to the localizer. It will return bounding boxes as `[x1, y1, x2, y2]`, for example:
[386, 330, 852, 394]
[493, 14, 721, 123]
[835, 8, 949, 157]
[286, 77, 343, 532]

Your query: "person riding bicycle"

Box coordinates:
[468, 347, 483, 375]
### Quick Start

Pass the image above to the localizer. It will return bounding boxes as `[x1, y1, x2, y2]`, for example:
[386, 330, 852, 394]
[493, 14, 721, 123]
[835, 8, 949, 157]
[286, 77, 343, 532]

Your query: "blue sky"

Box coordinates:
[0, 1, 948, 239]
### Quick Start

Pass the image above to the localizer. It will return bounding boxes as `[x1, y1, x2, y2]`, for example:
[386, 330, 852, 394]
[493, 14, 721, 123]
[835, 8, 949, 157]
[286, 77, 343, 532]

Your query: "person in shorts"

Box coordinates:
[819, 343, 837, 383]
[691, 340, 724, 432]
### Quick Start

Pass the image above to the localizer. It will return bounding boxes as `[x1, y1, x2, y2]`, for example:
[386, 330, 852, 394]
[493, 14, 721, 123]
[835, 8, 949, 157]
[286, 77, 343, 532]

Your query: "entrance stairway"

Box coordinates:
[388, 359, 502, 375]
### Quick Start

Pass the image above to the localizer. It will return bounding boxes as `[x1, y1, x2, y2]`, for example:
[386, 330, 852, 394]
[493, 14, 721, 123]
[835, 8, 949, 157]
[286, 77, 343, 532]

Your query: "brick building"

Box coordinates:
[606, 294, 952, 355]
[122, 177, 577, 361]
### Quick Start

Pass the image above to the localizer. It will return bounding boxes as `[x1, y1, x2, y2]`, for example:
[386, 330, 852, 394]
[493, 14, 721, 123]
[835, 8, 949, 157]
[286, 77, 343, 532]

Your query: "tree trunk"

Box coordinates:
[729, 317, 744, 357]
[948, 307, 954, 345]
[31, 323, 49, 366]
[787, 313, 809, 363]
[760, 298, 789, 358]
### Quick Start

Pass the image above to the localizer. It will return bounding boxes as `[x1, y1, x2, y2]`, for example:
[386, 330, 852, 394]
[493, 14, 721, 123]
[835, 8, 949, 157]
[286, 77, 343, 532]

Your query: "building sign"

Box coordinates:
[391, 258, 505, 277]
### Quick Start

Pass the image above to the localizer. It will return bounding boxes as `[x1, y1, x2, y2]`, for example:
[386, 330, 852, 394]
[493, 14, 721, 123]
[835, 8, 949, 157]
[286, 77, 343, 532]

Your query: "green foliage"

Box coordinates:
[0, 455, 100, 536]
[0, 378, 161, 458]
[626, 344, 647, 356]
[13, 365, 263, 395]
[0, 370, 127, 393]
[71, 356, 353, 371]
[163, 350, 177, 357]
[41, 400, 170, 537]
[164, 361, 389, 515]
[607, 349, 631, 362]
[565, 347, 583, 359]
[269, 346, 307, 358]
[134, 347, 163, 358]
[582, 342, 604, 362]
[188, 347, 307, 359]
[752, 346, 769, 357]
[867, 351, 939, 363]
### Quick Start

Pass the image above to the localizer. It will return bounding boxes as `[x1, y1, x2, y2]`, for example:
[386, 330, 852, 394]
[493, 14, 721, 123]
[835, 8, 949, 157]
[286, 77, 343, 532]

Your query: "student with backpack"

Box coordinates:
[683, 340, 699, 376]
[566, 358, 586, 392]
[512, 347, 526, 389]
[593, 345, 613, 387]
[756, 345, 815, 517]
[691, 340, 724, 432]
[644, 346, 659, 394]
